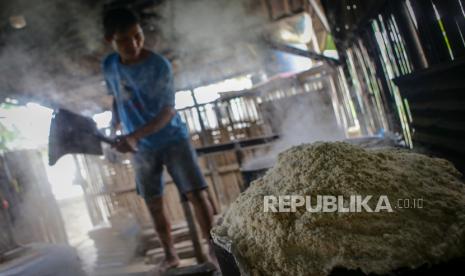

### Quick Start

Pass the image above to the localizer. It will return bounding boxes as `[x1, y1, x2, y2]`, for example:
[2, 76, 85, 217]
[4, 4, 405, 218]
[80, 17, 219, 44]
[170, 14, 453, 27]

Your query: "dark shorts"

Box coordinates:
[132, 139, 208, 200]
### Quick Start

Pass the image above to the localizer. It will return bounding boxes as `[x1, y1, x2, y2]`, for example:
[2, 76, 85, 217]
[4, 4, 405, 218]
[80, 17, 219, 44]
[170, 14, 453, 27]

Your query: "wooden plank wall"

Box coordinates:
[394, 59, 465, 174]
[1, 150, 68, 245]
[0, 156, 18, 253]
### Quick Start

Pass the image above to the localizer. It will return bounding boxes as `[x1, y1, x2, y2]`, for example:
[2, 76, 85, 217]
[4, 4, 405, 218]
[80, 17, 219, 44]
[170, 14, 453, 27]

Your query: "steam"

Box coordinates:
[151, 0, 269, 88]
[243, 85, 345, 170]
[273, 93, 345, 152]
[157, 0, 266, 50]
[0, 0, 105, 113]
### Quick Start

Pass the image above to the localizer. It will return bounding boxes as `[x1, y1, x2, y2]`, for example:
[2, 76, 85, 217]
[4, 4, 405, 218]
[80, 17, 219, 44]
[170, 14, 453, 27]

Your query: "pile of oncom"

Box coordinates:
[212, 142, 465, 276]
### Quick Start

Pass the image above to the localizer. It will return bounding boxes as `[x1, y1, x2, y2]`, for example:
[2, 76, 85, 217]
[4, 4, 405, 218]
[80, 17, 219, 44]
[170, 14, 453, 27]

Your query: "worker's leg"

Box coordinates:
[145, 196, 180, 268]
[184, 190, 214, 240]
[163, 139, 218, 264]
[133, 150, 179, 270]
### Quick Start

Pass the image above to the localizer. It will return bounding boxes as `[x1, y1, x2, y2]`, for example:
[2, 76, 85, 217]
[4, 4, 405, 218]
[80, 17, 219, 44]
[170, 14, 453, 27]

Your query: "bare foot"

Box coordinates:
[157, 255, 180, 274]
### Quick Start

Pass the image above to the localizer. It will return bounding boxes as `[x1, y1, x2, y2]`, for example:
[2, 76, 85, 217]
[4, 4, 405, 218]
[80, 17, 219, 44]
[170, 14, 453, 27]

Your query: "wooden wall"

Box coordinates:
[322, 0, 465, 156]
[394, 59, 465, 173]
[0, 150, 68, 247]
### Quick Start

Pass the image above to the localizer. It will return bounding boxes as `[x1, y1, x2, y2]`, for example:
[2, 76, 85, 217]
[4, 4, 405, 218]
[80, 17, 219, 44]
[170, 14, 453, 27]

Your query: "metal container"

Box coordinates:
[212, 234, 465, 276]
[211, 236, 241, 276]
[211, 233, 252, 276]
[240, 167, 269, 191]
[240, 156, 275, 190]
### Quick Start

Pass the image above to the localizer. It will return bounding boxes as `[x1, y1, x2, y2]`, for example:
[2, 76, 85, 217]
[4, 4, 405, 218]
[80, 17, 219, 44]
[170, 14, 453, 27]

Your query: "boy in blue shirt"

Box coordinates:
[102, 8, 216, 271]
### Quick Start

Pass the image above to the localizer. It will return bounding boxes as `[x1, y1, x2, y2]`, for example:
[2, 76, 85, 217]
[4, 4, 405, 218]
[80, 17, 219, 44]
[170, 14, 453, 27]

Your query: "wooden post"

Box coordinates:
[391, 0, 428, 70]
[432, 0, 465, 58]
[190, 89, 225, 211]
[409, 0, 452, 64]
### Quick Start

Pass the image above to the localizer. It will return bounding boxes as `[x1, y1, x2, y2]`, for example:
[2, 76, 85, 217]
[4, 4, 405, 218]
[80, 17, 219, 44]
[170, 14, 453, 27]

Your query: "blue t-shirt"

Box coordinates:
[102, 51, 188, 150]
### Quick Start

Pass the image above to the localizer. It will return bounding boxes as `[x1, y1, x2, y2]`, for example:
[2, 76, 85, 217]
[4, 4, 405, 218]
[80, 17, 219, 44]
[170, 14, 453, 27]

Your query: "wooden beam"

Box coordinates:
[180, 195, 206, 264]
[432, 0, 465, 58]
[390, 0, 428, 70]
[265, 39, 341, 65]
[308, 0, 330, 32]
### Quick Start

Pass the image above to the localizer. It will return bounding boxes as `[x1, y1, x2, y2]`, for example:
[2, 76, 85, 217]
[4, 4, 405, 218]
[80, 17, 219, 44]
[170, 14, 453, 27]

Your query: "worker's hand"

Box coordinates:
[112, 134, 138, 153]
[110, 123, 122, 137]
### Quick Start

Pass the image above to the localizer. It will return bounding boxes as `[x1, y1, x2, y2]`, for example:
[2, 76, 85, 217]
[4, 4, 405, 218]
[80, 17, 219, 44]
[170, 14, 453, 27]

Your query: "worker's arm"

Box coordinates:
[114, 106, 175, 152]
[129, 106, 176, 140]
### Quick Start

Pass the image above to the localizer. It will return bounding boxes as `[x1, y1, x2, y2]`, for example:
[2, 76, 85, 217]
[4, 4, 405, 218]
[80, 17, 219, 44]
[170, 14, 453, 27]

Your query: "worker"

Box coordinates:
[101, 7, 217, 272]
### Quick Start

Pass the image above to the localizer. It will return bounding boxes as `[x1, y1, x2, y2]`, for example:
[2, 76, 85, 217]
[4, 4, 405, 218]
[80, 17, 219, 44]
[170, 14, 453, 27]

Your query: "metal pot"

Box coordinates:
[212, 233, 465, 276]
